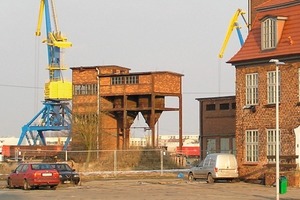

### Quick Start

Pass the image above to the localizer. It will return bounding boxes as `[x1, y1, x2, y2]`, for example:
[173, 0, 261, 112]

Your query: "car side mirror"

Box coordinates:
[72, 169, 76, 172]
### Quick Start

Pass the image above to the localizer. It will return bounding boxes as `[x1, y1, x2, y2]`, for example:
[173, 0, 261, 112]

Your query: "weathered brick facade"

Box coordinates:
[228, 0, 300, 182]
[196, 96, 236, 160]
[71, 65, 183, 150]
[236, 62, 300, 180]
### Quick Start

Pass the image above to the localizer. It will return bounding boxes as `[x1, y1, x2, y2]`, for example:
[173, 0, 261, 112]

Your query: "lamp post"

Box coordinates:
[269, 59, 285, 200]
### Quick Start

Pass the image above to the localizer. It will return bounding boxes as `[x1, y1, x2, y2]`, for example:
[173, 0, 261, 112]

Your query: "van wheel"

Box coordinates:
[207, 174, 214, 184]
[188, 173, 196, 182]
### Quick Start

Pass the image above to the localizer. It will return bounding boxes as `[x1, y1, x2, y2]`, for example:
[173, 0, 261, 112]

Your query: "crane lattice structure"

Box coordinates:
[18, 0, 72, 150]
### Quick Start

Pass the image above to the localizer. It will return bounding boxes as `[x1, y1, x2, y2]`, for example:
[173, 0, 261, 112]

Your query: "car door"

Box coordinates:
[193, 160, 205, 179]
[11, 164, 24, 186]
[19, 164, 29, 183]
[201, 157, 211, 178]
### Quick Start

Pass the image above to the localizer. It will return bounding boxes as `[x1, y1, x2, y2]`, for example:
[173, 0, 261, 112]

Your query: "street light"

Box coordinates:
[269, 59, 285, 200]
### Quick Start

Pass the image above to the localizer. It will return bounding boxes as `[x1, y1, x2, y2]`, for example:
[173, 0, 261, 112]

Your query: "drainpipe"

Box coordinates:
[96, 67, 100, 158]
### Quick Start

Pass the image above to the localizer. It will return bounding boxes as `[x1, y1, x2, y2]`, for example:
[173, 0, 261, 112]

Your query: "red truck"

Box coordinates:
[1, 145, 64, 161]
[176, 146, 200, 157]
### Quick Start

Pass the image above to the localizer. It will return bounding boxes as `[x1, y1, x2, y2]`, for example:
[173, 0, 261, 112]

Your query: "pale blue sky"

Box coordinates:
[0, 0, 248, 137]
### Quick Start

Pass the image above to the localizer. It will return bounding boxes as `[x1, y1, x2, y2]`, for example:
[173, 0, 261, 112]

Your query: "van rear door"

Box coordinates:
[216, 155, 238, 178]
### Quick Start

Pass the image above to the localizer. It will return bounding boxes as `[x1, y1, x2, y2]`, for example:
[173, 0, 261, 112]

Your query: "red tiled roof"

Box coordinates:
[255, 0, 298, 9]
[228, 0, 300, 65]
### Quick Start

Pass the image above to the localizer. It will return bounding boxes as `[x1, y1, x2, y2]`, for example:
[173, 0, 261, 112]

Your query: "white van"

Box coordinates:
[188, 153, 239, 183]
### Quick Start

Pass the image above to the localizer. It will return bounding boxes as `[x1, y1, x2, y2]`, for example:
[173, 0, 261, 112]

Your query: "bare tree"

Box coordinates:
[72, 113, 98, 163]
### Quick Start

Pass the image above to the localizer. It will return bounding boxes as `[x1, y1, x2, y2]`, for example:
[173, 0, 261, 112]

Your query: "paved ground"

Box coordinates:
[0, 178, 299, 200]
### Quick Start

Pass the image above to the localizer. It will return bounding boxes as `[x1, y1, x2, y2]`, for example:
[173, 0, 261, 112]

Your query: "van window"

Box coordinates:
[203, 158, 210, 167]
[198, 160, 204, 167]
[210, 159, 216, 167]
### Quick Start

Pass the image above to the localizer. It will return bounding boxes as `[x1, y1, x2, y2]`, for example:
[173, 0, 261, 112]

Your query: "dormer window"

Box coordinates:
[261, 16, 287, 50]
[261, 18, 276, 50]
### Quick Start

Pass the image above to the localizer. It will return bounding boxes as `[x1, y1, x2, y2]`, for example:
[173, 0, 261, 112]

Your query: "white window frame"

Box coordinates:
[246, 130, 259, 162]
[267, 129, 281, 162]
[261, 18, 276, 50]
[246, 73, 258, 105]
[267, 71, 280, 104]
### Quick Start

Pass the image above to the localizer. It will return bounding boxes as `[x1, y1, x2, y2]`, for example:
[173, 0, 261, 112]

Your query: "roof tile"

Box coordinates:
[228, 1, 300, 64]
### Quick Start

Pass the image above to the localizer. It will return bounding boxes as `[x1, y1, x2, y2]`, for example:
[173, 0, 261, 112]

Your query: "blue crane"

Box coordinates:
[17, 0, 72, 150]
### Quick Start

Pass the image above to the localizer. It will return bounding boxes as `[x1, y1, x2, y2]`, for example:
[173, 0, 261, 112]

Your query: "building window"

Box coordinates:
[261, 18, 276, 50]
[111, 77, 124, 85]
[246, 73, 258, 105]
[125, 75, 139, 84]
[267, 129, 280, 162]
[220, 103, 230, 110]
[206, 139, 216, 154]
[267, 71, 280, 104]
[220, 138, 230, 153]
[111, 75, 139, 85]
[73, 84, 97, 96]
[206, 104, 215, 111]
[246, 130, 259, 162]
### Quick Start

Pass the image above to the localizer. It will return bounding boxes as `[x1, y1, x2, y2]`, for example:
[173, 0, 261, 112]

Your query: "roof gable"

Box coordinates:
[228, 1, 300, 65]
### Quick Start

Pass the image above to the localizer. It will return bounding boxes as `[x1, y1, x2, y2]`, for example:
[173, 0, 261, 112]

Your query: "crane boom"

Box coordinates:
[36, 0, 72, 100]
[18, 0, 72, 150]
[218, 9, 247, 58]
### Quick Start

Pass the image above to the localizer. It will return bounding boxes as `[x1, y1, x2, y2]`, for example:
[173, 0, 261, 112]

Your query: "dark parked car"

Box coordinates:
[7, 163, 60, 190]
[50, 163, 80, 185]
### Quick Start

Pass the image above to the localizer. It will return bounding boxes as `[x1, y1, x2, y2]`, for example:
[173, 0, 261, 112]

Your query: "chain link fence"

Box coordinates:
[7, 148, 194, 176]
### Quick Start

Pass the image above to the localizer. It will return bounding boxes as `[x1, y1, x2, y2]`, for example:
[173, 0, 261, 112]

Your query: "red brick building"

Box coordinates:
[196, 96, 236, 160]
[71, 65, 183, 150]
[228, 0, 300, 180]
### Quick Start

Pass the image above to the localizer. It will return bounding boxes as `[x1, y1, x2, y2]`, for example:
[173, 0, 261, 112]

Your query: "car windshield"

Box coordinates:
[51, 164, 72, 171]
[31, 164, 52, 170]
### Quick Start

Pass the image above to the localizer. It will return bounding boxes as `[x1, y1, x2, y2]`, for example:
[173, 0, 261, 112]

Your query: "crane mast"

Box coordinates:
[218, 9, 248, 58]
[18, 0, 72, 150]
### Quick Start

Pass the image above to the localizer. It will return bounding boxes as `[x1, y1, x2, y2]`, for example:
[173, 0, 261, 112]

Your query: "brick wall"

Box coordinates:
[236, 62, 300, 180]
[71, 66, 182, 150]
[249, 0, 269, 29]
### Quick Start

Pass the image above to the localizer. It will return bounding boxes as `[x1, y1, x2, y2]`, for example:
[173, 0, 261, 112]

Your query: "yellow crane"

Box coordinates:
[218, 9, 248, 58]
[18, 0, 73, 150]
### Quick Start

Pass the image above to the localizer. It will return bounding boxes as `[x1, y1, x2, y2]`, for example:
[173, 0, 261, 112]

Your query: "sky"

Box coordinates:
[0, 0, 248, 138]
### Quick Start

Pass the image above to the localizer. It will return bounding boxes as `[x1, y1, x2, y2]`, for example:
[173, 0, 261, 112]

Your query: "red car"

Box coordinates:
[7, 163, 60, 190]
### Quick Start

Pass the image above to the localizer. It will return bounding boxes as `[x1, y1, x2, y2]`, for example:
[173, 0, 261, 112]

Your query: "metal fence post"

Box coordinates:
[65, 150, 68, 161]
[160, 149, 163, 176]
[114, 150, 117, 177]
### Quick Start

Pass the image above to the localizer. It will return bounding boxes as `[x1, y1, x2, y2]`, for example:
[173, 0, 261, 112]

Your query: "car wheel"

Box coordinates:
[207, 174, 214, 184]
[188, 173, 196, 182]
[50, 185, 57, 190]
[23, 180, 30, 190]
[7, 179, 14, 189]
